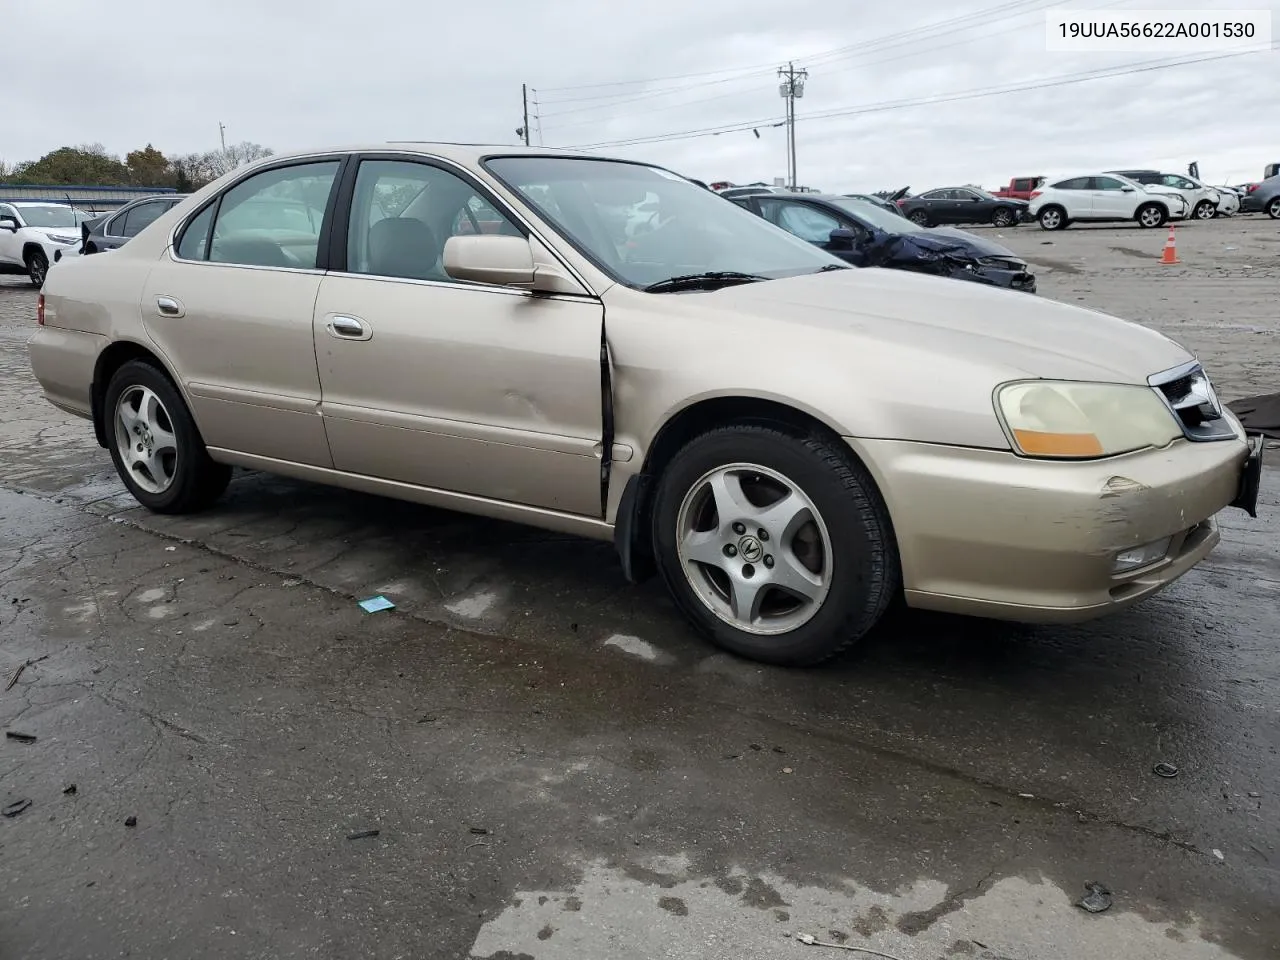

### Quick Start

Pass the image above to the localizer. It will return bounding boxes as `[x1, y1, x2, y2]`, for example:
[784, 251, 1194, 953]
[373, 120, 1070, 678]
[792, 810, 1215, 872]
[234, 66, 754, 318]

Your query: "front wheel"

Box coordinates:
[25, 249, 48, 288]
[103, 360, 232, 514]
[991, 207, 1016, 228]
[1136, 203, 1167, 228]
[651, 425, 900, 666]
[1268, 197, 1280, 219]
[1193, 200, 1216, 220]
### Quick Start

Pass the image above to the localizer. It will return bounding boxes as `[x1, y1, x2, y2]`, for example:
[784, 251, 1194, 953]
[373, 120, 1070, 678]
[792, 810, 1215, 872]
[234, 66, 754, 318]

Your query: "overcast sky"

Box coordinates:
[8, 0, 1278, 191]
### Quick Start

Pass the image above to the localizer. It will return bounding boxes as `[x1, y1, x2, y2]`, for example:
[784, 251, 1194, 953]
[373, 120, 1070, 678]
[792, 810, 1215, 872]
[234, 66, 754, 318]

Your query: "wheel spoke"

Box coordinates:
[117, 400, 140, 434]
[705, 470, 753, 523]
[727, 573, 767, 624]
[770, 548, 825, 603]
[150, 423, 177, 456]
[140, 388, 165, 432]
[754, 490, 809, 541]
[681, 528, 726, 569]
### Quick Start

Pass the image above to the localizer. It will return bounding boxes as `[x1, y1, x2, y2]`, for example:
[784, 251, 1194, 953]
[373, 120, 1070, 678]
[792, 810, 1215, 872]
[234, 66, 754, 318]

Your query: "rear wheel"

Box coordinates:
[907, 209, 930, 227]
[651, 425, 899, 666]
[103, 360, 231, 514]
[25, 249, 48, 288]
[1037, 206, 1067, 230]
[1267, 197, 1280, 219]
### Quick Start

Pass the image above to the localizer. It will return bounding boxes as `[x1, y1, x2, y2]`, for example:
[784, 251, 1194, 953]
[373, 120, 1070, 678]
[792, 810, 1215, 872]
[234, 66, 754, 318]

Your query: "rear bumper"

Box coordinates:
[848, 432, 1254, 623]
[28, 325, 104, 420]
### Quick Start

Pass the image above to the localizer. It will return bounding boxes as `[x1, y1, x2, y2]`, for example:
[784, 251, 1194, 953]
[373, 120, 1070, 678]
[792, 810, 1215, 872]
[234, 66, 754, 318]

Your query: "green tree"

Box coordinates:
[125, 144, 171, 186]
[13, 144, 130, 185]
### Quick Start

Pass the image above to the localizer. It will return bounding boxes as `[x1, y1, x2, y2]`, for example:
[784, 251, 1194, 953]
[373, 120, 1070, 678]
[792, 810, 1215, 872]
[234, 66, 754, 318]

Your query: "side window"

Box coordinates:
[345, 159, 522, 282]
[729, 198, 753, 210]
[1051, 177, 1089, 190]
[920, 190, 947, 200]
[103, 211, 126, 237]
[1091, 177, 1126, 191]
[176, 204, 215, 260]
[121, 200, 167, 238]
[189, 161, 339, 269]
[769, 202, 841, 244]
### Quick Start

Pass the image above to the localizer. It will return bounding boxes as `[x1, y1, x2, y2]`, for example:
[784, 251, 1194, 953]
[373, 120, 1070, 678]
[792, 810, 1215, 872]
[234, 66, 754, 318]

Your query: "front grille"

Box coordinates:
[1149, 362, 1237, 441]
[978, 256, 1025, 271]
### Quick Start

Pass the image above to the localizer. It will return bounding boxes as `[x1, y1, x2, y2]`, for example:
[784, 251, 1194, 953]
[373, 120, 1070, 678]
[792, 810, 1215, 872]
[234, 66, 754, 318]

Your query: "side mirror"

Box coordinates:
[1120, 186, 1135, 192]
[443, 235, 535, 288]
[828, 228, 859, 250]
[0, 216, 18, 232]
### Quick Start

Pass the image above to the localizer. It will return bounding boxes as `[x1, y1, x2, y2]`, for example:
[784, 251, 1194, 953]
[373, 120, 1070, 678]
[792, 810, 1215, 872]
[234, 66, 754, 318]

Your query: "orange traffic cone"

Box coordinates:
[1159, 225, 1180, 264]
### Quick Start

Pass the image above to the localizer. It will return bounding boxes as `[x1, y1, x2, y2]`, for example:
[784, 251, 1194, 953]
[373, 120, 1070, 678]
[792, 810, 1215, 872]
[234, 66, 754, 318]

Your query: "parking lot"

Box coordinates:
[1, 214, 1277, 960]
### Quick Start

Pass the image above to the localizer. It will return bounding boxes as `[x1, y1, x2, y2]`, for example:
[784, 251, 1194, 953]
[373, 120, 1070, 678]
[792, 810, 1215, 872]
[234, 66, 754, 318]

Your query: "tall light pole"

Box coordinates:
[777, 62, 807, 190]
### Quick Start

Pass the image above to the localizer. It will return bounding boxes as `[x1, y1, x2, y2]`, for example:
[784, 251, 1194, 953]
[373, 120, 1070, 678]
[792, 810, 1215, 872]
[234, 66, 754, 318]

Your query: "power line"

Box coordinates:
[542, 0, 1135, 133]
[536, 0, 1070, 97]
[566, 45, 1273, 150]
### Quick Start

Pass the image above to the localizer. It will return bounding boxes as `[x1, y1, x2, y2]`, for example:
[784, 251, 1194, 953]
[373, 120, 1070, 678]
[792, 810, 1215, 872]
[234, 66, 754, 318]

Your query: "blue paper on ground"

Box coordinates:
[358, 595, 395, 613]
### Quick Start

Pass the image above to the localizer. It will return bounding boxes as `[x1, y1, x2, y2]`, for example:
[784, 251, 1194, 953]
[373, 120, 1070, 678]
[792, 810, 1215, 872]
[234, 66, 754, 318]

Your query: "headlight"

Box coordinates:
[995, 381, 1182, 459]
[46, 233, 78, 245]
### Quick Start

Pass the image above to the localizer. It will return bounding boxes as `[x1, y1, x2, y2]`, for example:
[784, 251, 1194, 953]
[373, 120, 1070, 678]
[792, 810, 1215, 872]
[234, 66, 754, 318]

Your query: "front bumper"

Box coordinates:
[848, 432, 1257, 623]
[949, 262, 1036, 294]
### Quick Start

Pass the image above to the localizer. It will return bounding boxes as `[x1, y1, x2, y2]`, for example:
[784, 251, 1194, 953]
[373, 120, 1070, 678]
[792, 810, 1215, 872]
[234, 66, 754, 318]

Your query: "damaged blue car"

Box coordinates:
[726, 192, 1037, 293]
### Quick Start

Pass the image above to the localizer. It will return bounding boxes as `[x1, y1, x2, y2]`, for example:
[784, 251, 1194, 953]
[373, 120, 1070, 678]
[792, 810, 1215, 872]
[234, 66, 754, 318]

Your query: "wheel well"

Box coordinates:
[22, 242, 47, 263]
[91, 342, 172, 448]
[614, 396, 853, 582]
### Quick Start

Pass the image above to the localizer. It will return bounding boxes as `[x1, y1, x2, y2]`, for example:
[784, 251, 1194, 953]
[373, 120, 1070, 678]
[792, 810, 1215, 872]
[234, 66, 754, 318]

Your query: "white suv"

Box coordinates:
[0, 201, 89, 287]
[1105, 170, 1228, 220]
[1028, 174, 1188, 230]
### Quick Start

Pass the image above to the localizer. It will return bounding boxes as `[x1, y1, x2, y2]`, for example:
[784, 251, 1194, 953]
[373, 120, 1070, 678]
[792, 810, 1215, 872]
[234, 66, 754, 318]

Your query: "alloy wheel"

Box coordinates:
[113, 385, 179, 494]
[675, 462, 833, 636]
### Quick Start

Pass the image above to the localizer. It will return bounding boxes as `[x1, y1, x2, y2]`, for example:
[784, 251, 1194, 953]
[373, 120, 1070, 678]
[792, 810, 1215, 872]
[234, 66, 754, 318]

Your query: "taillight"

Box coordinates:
[1029, 190, 1042, 200]
[1247, 184, 1259, 192]
[36, 294, 45, 326]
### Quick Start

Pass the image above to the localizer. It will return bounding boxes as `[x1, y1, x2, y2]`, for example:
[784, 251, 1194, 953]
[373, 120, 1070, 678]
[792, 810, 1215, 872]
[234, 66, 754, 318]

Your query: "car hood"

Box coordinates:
[902, 227, 1023, 261]
[703, 268, 1191, 384]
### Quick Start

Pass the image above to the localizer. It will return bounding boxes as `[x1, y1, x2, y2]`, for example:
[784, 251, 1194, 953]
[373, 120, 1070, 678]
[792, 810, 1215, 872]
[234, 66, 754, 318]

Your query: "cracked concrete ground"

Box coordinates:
[1, 216, 1278, 960]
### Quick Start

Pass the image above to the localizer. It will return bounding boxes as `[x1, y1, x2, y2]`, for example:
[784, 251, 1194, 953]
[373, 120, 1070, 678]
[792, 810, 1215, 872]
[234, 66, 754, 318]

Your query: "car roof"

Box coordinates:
[10, 200, 75, 207]
[264, 143, 602, 165]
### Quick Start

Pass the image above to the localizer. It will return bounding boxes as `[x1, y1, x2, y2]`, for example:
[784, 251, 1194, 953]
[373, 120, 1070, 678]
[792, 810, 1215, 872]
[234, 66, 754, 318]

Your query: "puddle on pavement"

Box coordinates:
[470, 860, 1238, 960]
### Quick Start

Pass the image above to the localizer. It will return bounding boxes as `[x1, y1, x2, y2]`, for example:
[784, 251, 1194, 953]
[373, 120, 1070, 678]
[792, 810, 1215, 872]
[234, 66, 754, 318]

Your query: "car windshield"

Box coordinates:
[826, 197, 921, 234]
[484, 156, 845, 288]
[16, 205, 88, 228]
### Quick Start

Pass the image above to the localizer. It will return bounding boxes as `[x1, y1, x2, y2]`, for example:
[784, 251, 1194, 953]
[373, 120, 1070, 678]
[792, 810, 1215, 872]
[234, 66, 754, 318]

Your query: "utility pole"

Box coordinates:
[519, 84, 531, 146]
[777, 62, 807, 190]
[218, 122, 227, 154]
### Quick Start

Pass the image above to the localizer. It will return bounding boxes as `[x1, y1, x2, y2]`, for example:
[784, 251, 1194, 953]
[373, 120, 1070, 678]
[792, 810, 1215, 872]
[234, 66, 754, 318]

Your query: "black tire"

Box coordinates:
[650, 424, 900, 667]
[907, 209, 930, 227]
[1268, 197, 1280, 220]
[25, 249, 48, 288]
[102, 359, 231, 514]
[991, 207, 1016, 228]
[1193, 200, 1216, 221]
[1136, 203, 1167, 228]
[1037, 205, 1068, 230]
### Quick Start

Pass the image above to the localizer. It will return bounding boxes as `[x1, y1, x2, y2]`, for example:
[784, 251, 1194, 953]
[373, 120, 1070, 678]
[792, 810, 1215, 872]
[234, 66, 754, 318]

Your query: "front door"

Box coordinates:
[0, 204, 21, 266]
[1088, 176, 1134, 218]
[139, 157, 344, 467]
[312, 155, 604, 518]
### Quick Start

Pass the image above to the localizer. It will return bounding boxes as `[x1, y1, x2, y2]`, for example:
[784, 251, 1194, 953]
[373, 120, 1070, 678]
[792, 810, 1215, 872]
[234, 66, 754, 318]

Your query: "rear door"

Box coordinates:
[0, 204, 20, 265]
[139, 156, 345, 467]
[310, 153, 605, 517]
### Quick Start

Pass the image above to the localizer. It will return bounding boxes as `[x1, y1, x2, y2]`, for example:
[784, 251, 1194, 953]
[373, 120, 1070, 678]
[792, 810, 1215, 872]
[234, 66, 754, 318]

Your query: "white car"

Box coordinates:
[1028, 173, 1188, 230]
[1210, 184, 1241, 216]
[1106, 170, 1230, 220]
[0, 201, 89, 286]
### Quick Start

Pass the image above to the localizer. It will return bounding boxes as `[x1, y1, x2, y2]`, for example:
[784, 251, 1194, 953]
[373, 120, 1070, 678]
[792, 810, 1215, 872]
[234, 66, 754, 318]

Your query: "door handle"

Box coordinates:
[326, 315, 371, 340]
[156, 296, 184, 317]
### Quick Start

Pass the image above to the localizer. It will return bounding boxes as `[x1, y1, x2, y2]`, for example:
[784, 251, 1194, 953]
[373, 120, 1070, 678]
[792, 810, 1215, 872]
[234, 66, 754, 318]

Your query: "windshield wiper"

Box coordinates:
[642, 271, 769, 293]
[817, 263, 849, 272]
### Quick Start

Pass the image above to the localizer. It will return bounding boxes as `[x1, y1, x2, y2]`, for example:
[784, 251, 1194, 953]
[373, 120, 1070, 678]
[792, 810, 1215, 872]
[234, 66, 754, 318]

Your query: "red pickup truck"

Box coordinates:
[991, 176, 1045, 201]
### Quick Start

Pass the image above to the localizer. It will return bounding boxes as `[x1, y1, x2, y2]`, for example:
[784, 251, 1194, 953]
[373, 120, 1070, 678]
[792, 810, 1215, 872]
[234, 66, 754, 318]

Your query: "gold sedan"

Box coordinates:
[29, 144, 1263, 666]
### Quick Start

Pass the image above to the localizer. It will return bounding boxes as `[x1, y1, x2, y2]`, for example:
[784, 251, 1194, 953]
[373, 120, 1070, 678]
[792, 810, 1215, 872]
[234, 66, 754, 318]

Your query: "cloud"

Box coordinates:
[8, 0, 1277, 190]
